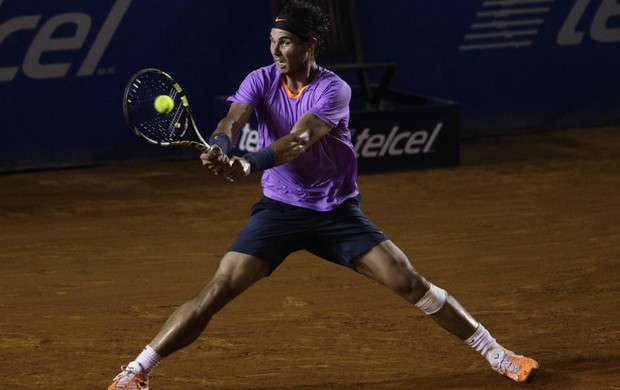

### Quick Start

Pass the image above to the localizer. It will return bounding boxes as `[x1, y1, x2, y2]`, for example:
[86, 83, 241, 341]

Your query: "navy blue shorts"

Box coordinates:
[229, 195, 388, 273]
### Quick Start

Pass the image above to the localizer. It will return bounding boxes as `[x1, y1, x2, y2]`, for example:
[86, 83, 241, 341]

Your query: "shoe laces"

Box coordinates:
[497, 352, 521, 374]
[115, 364, 148, 388]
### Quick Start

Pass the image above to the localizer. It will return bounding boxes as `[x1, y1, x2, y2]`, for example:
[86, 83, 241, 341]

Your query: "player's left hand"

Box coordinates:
[200, 145, 230, 175]
[222, 157, 251, 181]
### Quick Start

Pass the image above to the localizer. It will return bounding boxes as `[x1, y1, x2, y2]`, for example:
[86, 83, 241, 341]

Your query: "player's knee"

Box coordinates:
[195, 277, 237, 316]
[390, 271, 428, 302]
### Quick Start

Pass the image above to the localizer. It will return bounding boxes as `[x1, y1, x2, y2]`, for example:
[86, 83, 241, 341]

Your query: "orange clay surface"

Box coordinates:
[1, 126, 618, 389]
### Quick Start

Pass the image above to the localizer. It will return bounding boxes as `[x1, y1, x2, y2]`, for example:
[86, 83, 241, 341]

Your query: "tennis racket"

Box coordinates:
[123, 68, 211, 151]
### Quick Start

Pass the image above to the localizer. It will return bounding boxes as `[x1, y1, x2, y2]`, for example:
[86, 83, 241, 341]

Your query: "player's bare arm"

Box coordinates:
[223, 111, 332, 181]
[213, 102, 253, 145]
[270, 110, 332, 164]
[201, 102, 253, 174]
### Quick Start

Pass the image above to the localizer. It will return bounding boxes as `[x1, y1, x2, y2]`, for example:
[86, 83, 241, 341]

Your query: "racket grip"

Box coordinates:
[203, 144, 233, 167]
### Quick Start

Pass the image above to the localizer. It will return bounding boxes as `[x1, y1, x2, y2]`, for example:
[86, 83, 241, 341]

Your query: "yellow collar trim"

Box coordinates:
[281, 78, 308, 98]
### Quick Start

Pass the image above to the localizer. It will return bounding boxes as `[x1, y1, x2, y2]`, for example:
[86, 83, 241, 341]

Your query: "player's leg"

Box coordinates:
[149, 251, 272, 355]
[352, 240, 478, 337]
[108, 252, 272, 390]
[352, 240, 539, 383]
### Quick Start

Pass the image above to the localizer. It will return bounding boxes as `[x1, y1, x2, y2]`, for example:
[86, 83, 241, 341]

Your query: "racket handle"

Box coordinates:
[201, 143, 234, 167]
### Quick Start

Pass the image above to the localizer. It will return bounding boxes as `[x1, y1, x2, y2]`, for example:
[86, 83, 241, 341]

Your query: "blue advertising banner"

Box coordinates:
[0, 0, 272, 171]
[0, 0, 618, 172]
[361, 0, 620, 136]
[350, 94, 459, 172]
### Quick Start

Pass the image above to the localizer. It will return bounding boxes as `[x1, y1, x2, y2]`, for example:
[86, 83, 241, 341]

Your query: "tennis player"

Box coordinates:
[108, 1, 539, 388]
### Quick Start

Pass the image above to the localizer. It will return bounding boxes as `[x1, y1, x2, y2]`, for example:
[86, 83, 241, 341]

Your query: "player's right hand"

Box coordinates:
[200, 145, 230, 176]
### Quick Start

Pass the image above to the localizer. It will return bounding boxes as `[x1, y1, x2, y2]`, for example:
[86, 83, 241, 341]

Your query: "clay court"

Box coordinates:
[1, 126, 618, 389]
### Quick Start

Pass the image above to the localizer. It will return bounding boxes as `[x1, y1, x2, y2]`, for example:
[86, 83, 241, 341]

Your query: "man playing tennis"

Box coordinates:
[108, 1, 539, 388]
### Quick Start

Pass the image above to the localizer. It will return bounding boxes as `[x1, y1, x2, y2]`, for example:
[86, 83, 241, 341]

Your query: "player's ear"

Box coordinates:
[307, 37, 317, 54]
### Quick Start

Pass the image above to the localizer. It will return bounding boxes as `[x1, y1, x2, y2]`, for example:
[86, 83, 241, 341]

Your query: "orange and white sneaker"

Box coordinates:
[108, 362, 149, 390]
[493, 349, 540, 383]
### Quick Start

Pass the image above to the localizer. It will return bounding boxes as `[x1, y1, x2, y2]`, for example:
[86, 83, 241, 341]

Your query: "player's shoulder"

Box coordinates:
[250, 64, 280, 81]
[311, 67, 351, 99]
[241, 64, 280, 92]
[317, 66, 345, 82]
[315, 67, 350, 90]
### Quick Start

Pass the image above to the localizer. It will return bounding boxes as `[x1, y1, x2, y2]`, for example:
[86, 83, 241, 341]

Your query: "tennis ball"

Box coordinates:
[154, 95, 174, 114]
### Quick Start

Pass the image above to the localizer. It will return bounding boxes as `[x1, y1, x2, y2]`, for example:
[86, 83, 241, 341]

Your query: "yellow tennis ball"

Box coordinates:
[154, 95, 174, 114]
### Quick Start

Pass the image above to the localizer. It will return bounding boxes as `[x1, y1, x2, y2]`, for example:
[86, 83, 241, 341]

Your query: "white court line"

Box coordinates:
[471, 19, 544, 29]
[459, 40, 533, 50]
[483, 0, 555, 7]
[465, 29, 538, 40]
[477, 7, 551, 17]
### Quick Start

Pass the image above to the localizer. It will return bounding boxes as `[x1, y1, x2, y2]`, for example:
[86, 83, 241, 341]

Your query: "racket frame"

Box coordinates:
[123, 68, 212, 152]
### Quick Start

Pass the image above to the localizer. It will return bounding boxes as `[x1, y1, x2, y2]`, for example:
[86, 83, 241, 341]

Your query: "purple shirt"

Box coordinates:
[228, 64, 359, 211]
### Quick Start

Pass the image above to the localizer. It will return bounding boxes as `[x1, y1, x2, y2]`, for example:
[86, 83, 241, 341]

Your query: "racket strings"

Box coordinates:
[167, 94, 187, 140]
[126, 73, 189, 144]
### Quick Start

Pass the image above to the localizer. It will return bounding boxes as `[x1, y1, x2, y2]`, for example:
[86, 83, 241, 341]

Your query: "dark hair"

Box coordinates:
[279, 0, 330, 55]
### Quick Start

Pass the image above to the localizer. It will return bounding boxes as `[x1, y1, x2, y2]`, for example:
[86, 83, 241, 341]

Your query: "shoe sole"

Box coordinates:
[524, 361, 541, 383]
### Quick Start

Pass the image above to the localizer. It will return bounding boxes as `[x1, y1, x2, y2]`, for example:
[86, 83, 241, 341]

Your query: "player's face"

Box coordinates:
[270, 28, 314, 78]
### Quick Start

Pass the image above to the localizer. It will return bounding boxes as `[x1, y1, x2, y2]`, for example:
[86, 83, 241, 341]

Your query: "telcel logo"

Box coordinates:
[237, 123, 260, 152]
[235, 122, 443, 158]
[352, 123, 442, 158]
[0, 0, 132, 82]
[559, 0, 620, 45]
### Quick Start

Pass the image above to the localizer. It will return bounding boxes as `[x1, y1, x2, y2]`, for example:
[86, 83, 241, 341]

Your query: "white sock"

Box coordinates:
[129, 345, 163, 374]
[465, 324, 505, 369]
